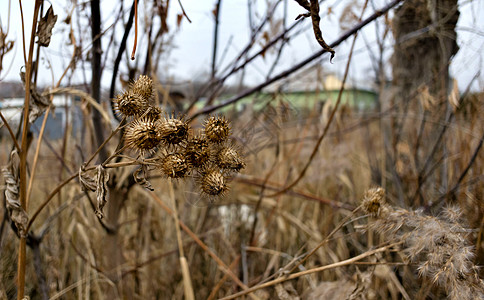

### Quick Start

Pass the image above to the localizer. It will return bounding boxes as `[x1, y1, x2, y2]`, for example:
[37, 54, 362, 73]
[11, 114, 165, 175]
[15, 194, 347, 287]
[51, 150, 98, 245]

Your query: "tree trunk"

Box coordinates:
[390, 0, 459, 206]
[392, 0, 459, 99]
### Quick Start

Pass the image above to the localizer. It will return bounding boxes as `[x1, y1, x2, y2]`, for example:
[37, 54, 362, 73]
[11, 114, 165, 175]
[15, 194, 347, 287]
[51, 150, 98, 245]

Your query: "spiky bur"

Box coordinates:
[131, 74, 153, 100]
[159, 116, 189, 146]
[215, 143, 245, 172]
[159, 153, 190, 179]
[198, 168, 228, 198]
[185, 135, 211, 168]
[125, 118, 163, 154]
[115, 90, 149, 118]
[204, 116, 230, 143]
[143, 105, 162, 121]
[362, 188, 484, 300]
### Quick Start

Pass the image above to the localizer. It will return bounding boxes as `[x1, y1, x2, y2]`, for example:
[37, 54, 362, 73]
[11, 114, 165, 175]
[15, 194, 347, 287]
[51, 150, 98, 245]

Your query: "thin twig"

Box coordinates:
[288, 205, 362, 274]
[235, 175, 355, 210]
[207, 256, 240, 300]
[131, 0, 138, 60]
[18, 0, 27, 64]
[177, 0, 192, 23]
[0, 110, 21, 151]
[189, 0, 404, 119]
[211, 0, 221, 81]
[25, 173, 78, 233]
[109, 0, 137, 121]
[267, 0, 368, 197]
[26, 105, 51, 208]
[432, 130, 484, 207]
[221, 242, 402, 300]
[85, 116, 127, 167]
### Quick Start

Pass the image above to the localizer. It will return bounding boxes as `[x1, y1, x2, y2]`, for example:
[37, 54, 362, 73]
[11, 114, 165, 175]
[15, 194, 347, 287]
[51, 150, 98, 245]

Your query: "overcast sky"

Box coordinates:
[0, 0, 483, 92]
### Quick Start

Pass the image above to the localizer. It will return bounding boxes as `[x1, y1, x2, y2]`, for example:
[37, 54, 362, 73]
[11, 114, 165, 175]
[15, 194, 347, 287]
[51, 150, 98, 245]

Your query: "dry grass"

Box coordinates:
[1, 0, 481, 298]
[2, 87, 482, 299]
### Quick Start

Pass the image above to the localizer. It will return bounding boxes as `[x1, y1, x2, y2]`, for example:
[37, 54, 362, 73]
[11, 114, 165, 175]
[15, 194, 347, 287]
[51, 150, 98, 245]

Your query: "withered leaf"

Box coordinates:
[134, 165, 154, 191]
[20, 70, 51, 123]
[95, 165, 110, 219]
[294, 0, 335, 62]
[29, 88, 50, 123]
[2, 150, 29, 236]
[37, 6, 58, 47]
[79, 163, 96, 192]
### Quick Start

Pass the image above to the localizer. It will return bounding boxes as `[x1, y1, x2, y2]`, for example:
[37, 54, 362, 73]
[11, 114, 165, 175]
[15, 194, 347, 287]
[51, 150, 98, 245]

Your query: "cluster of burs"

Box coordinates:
[114, 75, 245, 198]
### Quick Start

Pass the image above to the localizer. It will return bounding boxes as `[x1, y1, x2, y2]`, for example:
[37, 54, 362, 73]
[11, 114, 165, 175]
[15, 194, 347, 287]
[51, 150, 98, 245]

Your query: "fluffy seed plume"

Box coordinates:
[115, 90, 149, 117]
[159, 153, 190, 178]
[125, 118, 163, 154]
[185, 135, 211, 168]
[159, 116, 189, 146]
[131, 74, 153, 100]
[215, 144, 245, 172]
[365, 202, 484, 300]
[198, 169, 228, 197]
[204, 116, 230, 143]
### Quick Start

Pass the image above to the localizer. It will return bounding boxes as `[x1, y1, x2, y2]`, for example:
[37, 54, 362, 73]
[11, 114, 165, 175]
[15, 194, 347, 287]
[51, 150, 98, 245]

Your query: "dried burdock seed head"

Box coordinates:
[115, 90, 149, 117]
[215, 143, 245, 172]
[198, 168, 228, 198]
[204, 116, 230, 144]
[131, 74, 153, 100]
[159, 116, 189, 146]
[143, 105, 162, 121]
[362, 187, 385, 217]
[159, 153, 190, 179]
[185, 135, 211, 168]
[125, 118, 162, 154]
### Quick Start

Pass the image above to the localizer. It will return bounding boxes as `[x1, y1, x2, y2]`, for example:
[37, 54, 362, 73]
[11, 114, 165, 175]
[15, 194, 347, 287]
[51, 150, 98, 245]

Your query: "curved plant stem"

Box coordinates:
[130, 0, 138, 60]
[85, 116, 127, 166]
[0, 110, 21, 151]
[101, 143, 131, 167]
[220, 242, 402, 300]
[288, 205, 361, 274]
[25, 173, 78, 233]
[177, 0, 192, 23]
[18, 0, 27, 64]
[18, 2, 42, 298]
[26, 106, 51, 208]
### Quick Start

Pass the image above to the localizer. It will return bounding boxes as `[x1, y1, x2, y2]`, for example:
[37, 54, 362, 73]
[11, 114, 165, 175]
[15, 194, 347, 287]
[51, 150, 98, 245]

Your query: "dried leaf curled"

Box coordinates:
[29, 88, 50, 123]
[294, 0, 335, 62]
[134, 165, 154, 191]
[95, 165, 110, 219]
[79, 163, 96, 192]
[20, 71, 51, 123]
[2, 150, 29, 236]
[37, 6, 58, 47]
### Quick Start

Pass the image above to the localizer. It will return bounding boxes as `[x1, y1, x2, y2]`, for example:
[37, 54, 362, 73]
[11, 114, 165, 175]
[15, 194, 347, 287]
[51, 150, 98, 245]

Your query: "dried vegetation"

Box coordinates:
[0, 0, 483, 300]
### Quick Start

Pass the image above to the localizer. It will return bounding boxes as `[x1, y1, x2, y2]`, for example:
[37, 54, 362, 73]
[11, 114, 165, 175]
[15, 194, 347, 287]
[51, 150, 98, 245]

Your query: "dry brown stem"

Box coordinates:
[221, 242, 401, 300]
